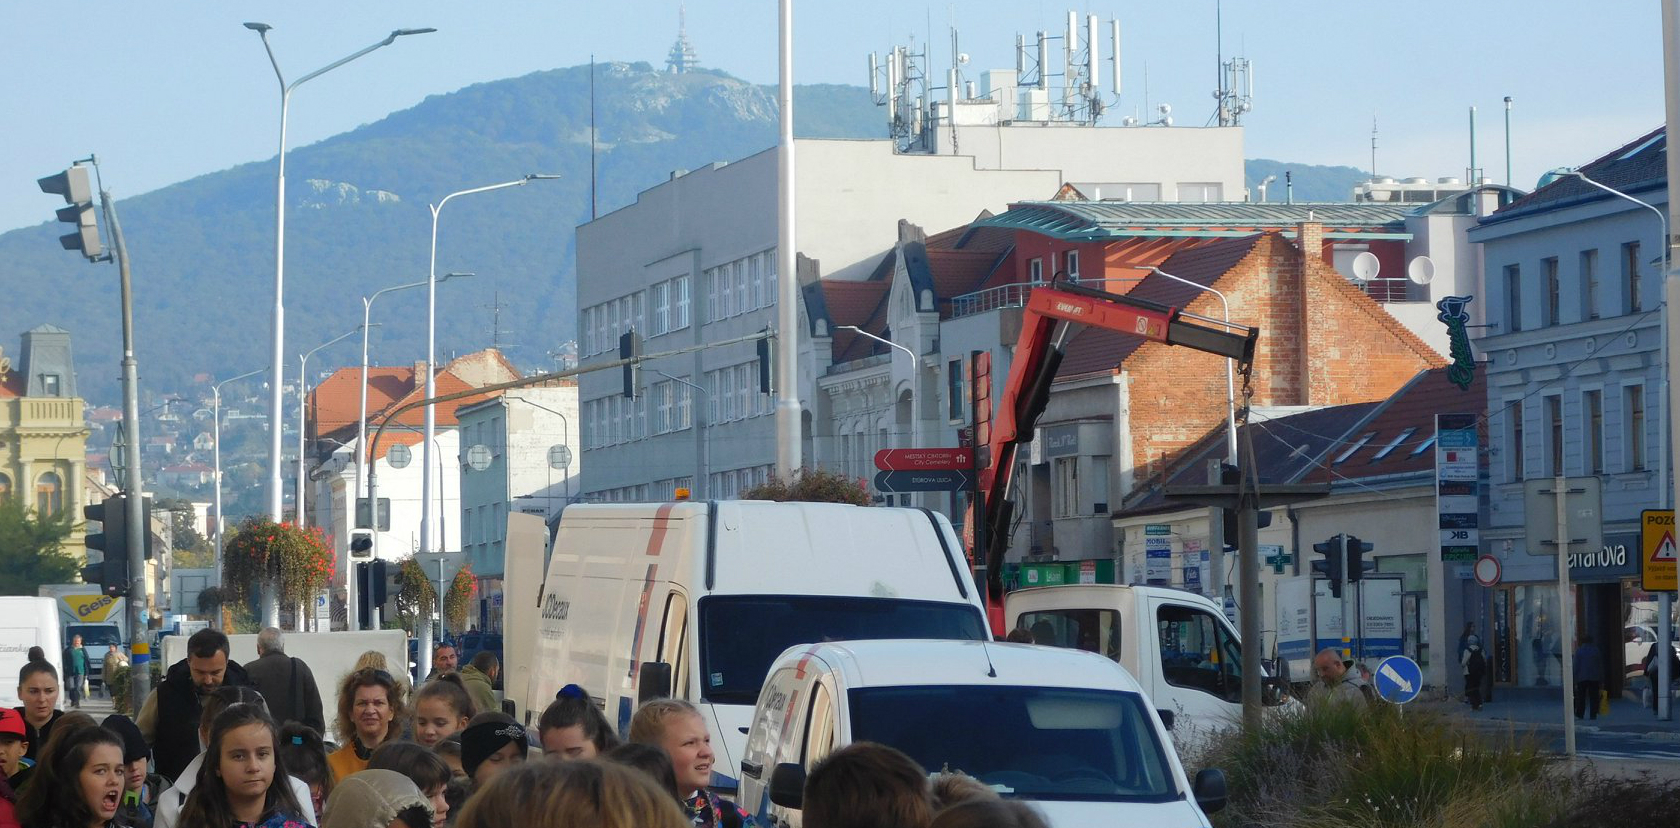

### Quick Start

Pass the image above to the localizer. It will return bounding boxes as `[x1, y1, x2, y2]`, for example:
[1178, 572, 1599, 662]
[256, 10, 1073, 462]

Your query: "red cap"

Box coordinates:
[0, 708, 23, 738]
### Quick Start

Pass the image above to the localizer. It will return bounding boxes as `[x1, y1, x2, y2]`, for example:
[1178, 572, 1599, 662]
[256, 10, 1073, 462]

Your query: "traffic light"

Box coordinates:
[756, 330, 773, 394]
[1218, 463, 1272, 549]
[619, 330, 642, 398]
[82, 495, 129, 596]
[1345, 535, 1375, 583]
[38, 164, 104, 260]
[357, 559, 391, 629]
[1311, 534, 1345, 598]
[349, 531, 374, 561]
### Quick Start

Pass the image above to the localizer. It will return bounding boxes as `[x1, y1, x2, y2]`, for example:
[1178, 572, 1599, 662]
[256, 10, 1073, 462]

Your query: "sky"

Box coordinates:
[0, 1, 1667, 234]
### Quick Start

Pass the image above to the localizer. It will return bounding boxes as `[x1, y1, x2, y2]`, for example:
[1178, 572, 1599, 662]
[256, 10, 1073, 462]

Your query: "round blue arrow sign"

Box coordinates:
[1372, 655, 1423, 704]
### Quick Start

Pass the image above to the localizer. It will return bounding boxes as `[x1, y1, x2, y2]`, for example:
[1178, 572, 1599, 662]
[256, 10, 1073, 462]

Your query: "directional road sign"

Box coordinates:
[874, 447, 973, 471]
[873, 469, 975, 493]
[1373, 655, 1422, 704]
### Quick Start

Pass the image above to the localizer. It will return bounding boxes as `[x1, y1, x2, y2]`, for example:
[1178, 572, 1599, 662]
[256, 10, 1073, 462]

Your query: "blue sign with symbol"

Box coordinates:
[1372, 655, 1422, 704]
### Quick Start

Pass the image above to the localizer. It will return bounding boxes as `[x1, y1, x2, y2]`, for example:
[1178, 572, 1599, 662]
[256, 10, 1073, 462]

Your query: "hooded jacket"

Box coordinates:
[456, 666, 498, 719]
[151, 657, 254, 785]
[320, 770, 430, 828]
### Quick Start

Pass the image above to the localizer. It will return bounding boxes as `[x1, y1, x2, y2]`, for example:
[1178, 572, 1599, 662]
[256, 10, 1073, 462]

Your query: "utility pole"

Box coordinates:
[1660, 0, 1680, 725]
[774, 0, 801, 479]
[103, 185, 150, 710]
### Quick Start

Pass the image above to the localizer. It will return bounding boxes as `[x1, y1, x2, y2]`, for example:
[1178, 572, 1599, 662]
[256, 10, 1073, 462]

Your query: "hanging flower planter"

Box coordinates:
[394, 557, 437, 632]
[221, 518, 336, 608]
[444, 563, 477, 630]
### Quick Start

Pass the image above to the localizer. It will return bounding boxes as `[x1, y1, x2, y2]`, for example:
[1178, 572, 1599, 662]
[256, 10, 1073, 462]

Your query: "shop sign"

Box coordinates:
[1568, 533, 1638, 582]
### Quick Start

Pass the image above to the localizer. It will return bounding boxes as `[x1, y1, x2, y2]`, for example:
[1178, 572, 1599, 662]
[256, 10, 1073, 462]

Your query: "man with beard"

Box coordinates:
[137, 628, 254, 783]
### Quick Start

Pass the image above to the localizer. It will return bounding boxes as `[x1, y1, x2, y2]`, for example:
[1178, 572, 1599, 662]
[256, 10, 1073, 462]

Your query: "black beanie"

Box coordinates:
[102, 714, 150, 764]
[460, 720, 525, 778]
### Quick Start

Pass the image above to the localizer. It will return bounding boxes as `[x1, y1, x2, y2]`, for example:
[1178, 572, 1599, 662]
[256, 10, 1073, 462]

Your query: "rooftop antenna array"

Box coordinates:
[868, 36, 930, 151]
[1210, 0, 1253, 126]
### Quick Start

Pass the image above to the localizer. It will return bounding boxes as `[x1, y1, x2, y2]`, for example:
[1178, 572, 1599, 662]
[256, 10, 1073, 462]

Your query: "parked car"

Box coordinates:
[1626, 625, 1680, 680]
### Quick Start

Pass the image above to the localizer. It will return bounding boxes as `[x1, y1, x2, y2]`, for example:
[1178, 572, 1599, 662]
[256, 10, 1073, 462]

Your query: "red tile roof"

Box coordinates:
[928, 249, 1006, 317]
[822, 281, 893, 362]
[926, 222, 1016, 254]
[310, 366, 417, 440]
[1299, 366, 1488, 483]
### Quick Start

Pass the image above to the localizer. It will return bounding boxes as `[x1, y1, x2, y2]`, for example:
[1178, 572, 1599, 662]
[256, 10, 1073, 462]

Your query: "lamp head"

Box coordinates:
[391, 27, 437, 38]
[441, 271, 475, 283]
[525, 174, 562, 181]
[243, 22, 272, 33]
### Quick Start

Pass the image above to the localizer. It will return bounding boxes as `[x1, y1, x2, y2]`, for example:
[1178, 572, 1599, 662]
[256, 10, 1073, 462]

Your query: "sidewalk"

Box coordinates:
[1413, 686, 1680, 741]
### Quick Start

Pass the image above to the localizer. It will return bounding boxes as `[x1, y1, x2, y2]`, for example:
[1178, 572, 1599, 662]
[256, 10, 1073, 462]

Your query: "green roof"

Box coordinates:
[977, 201, 1413, 241]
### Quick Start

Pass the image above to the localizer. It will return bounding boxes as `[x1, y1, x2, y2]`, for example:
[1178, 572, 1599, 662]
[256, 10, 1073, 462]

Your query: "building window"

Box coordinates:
[1053, 457, 1079, 518]
[947, 359, 964, 420]
[1504, 265, 1522, 332]
[1545, 396, 1563, 475]
[41, 374, 60, 397]
[674, 275, 691, 329]
[651, 282, 670, 336]
[1625, 242, 1643, 314]
[35, 472, 62, 516]
[1627, 385, 1646, 471]
[1581, 249, 1599, 320]
[1065, 250, 1081, 281]
[1584, 389, 1603, 475]
[1029, 258, 1043, 282]
[1509, 401, 1525, 481]
[1543, 257, 1559, 327]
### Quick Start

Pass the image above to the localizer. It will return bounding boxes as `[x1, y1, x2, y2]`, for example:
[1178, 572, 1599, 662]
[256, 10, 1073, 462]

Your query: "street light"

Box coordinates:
[297, 326, 365, 532]
[421, 175, 558, 560]
[835, 325, 920, 453]
[247, 21, 432, 628]
[211, 368, 262, 629]
[653, 371, 708, 498]
[1548, 166, 1673, 723]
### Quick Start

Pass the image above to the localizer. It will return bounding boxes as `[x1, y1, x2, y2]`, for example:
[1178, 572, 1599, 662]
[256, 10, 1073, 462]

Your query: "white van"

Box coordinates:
[0, 597, 64, 708]
[1006, 584, 1292, 743]
[738, 639, 1227, 827]
[513, 501, 989, 790]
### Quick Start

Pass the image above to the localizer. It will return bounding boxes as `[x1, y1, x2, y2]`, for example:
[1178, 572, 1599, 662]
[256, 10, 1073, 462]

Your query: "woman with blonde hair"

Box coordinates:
[628, 699, 754, 827]
[456, 760, 686, 828]
[327, 668, 408, 782]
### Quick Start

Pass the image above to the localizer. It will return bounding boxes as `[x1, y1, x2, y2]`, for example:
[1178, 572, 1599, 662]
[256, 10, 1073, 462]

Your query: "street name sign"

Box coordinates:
[873, 469, 975, 493]
[874, 448, 973, 471]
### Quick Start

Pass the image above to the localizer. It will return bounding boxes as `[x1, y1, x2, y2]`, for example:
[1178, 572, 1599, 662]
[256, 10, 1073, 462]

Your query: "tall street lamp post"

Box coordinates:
[421, 175, 557, 561]
[297, 327, 365, 532]
[246, 21, 433, 627]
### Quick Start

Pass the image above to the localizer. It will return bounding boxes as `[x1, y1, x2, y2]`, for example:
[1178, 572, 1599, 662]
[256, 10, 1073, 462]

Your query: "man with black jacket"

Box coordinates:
[243, 627, 325, 735]
[136, 628, 254, 784]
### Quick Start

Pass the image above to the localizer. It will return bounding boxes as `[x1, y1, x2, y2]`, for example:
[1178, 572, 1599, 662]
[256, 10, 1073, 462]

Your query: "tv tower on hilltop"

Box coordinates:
[667, 2, 699, 74]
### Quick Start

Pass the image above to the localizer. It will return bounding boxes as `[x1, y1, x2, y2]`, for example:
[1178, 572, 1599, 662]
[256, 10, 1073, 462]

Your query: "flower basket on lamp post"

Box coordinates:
[221, 518, 336, 629]
[394, 558, 437, 636]
[444, 563, 476, 631]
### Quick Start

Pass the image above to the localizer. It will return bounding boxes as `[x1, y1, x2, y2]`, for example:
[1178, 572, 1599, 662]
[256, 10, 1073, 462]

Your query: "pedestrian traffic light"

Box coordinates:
[38, 164, 104, 260]
[619, 330, 642, 398]
[756, 330, 773, 394]
[349, 531, 374, 561]
[1345, 535, 1375, 583]
[1311, 534, 1345, 597]
[82, 494, 130, 596]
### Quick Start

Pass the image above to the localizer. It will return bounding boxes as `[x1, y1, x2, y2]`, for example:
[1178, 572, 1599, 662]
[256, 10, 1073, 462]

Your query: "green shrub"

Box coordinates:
[739, 467, 872, 505]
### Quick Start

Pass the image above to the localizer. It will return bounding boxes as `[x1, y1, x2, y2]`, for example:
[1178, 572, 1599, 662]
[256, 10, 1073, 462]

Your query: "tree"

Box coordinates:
[154, 497, 214, 568]
[739, 467, 873, 506]
[0, 498, 79, 595]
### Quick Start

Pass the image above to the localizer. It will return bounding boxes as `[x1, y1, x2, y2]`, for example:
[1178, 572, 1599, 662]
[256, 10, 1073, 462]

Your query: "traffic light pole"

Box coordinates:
[1341, 534, 1356, 659]
[103, 189, 150, 709]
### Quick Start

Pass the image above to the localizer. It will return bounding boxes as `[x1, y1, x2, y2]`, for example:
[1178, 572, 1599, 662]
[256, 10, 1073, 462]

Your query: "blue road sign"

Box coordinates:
[873, 469, 975, 493]
[1373, 655, 1423, 704]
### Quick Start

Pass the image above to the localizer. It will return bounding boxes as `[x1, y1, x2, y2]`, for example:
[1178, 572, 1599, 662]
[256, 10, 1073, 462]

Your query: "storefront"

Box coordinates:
[1486, 532, 1638, 694]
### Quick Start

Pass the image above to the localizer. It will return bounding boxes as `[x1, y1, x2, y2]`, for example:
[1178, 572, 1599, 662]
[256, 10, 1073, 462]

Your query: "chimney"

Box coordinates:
[1295, 221, 1324, 264]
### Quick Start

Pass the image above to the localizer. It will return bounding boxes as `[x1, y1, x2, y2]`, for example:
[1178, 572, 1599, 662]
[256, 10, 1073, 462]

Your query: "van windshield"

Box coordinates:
[697, 596, 986, 704]
[848, 685, 1179, 802]
[68, 626, 121, 647]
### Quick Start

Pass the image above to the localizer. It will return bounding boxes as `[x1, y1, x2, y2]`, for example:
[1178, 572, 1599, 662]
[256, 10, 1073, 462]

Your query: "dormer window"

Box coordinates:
[41, 374, 60, 396]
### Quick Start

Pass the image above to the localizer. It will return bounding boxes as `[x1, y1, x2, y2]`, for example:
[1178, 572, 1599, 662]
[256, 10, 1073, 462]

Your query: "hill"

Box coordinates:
[0, 63, 882, 403]
[1243, 159, 1370, 203]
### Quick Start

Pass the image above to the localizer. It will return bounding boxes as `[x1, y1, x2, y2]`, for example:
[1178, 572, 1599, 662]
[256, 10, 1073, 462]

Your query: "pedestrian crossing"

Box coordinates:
[1578, 744, 1680, 762]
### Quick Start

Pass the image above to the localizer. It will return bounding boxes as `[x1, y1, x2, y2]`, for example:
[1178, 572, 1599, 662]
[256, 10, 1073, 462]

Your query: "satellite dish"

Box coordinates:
[387, 443, 412, 470]
[1158, 103, 1172, 115]
[958, 52, 970, 65]
[548, 444, 573, 470]
[1350, 251, 1380, 282]
[466, 444, 492, 472]
[1407, 256, 1437, 285]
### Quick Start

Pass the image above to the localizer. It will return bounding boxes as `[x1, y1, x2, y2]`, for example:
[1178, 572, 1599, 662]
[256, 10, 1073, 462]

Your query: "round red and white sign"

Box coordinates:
[1474, 554, 1502, 587]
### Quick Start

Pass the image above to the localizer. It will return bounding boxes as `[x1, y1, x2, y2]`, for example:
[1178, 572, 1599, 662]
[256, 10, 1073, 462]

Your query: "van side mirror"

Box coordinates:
[1192, 768, 1228, 814]
[768, 763, 805, 809]
[638, 662, 673, 704]
[1156, 709, 1175, 731]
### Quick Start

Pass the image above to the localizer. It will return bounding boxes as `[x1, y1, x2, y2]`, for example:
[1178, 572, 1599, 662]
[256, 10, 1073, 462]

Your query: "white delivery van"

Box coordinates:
[514, 501, 988, 790]
[1006, 584, 1292, 744]
[0, 598, 64, 708]
[738, 640, 1227, 828]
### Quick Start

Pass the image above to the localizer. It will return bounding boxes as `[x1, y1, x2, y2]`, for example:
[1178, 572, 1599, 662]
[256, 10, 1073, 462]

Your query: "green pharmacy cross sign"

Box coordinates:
[1436, 295, 1476, 391]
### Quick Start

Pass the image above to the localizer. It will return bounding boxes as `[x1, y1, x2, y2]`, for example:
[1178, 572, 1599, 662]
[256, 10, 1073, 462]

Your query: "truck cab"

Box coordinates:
[1006, 584, 1291, 743]
[739, 639, 1226, 827]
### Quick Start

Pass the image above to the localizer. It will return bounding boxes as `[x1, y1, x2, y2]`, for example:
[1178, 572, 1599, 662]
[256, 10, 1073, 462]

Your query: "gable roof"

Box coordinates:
[822, 280, 893, 362]
[1296, 365, 1487, 483]
[310, 366, 417, 441]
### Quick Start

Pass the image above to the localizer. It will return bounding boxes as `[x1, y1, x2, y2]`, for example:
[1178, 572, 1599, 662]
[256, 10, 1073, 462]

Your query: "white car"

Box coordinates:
[739, 639, 1226, 827]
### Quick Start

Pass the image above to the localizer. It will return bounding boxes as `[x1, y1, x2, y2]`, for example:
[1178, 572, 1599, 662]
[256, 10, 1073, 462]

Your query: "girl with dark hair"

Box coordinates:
[368, 743, 452, 828]
[411, 676, 474, 750]
[327, 669, 407, 782]
[537, 685, 619, 760]
[176, 704, 311, 828]
[15, 659, 63, 764]
[276, 724, 331, 820]
[13, 724, 126, 828]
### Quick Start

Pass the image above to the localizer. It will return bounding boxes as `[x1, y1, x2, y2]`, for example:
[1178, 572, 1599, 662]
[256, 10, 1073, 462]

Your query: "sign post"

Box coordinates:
[1525, 476, 1603, 757]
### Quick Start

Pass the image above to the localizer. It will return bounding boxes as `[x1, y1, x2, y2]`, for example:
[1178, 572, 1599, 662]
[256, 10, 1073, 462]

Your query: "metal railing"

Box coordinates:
[948, 277, 1145, 319]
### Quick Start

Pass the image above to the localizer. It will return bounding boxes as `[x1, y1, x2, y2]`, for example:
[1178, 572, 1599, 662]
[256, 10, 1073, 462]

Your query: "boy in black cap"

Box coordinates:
[103, 713, 161, 828]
